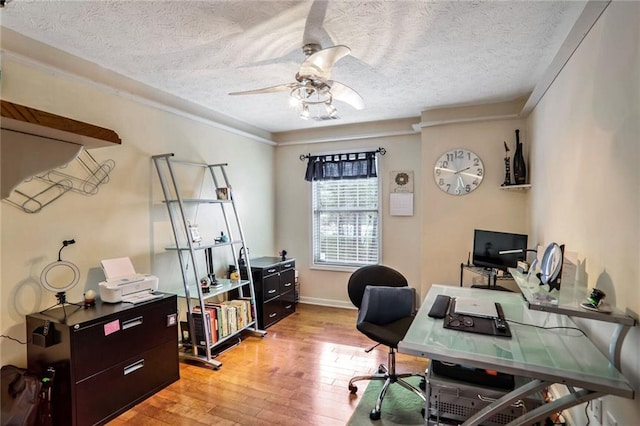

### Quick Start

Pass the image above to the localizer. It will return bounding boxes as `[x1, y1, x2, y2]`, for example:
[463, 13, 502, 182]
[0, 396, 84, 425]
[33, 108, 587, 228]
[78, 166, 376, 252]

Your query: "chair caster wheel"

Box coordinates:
[349, 384, 358, 394]
[369, 409, 381, 420]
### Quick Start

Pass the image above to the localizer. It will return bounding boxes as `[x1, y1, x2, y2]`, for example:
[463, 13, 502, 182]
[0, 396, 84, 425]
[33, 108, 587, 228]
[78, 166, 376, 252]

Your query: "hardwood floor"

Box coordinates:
[108, 303, 427, 425]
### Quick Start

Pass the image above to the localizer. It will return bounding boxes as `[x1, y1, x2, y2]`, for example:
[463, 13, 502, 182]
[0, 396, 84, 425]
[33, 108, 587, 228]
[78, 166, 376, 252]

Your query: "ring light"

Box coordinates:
[539, 242, 563, 292]
[40, 260, 80, 293]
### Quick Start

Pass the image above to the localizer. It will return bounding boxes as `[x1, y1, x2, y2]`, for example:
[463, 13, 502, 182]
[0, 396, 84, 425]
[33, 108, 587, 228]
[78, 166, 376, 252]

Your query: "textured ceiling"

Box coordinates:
[0, 1, 589, 135]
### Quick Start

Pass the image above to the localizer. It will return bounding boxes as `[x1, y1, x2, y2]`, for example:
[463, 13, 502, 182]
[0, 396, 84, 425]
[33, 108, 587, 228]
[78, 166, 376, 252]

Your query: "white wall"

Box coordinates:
[421, 118, 530, 296]
[0, 58, 275, 366]
[528, 1, 639, 423]
[275, 133, 422, 307]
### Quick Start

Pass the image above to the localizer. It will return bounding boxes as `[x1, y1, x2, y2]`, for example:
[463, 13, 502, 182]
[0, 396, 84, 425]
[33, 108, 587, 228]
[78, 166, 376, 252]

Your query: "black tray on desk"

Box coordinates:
[443, 299, 511, 338]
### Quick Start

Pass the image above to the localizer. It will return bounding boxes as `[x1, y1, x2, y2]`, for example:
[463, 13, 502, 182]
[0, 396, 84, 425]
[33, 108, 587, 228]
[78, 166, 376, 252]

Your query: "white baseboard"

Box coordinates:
[298, 296, 356, 310]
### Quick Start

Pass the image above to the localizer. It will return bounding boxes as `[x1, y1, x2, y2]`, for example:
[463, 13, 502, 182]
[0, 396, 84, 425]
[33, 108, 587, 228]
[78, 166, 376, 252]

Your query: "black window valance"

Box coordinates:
[303, 149, 384, 182]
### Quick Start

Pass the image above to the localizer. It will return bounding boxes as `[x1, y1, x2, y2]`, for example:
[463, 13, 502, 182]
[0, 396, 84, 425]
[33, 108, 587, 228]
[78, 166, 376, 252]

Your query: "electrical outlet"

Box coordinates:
[591, 398, 603, 424]
[605, 411, 617, 426]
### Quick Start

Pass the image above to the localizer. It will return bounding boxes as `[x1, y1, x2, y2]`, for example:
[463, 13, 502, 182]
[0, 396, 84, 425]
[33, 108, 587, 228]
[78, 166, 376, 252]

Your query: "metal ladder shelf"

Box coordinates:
[152, 153, 265, 369]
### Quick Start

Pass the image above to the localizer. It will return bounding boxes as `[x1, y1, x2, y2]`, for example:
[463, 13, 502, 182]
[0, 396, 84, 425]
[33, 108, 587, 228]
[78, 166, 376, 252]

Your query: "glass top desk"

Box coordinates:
[399, 285, 634, 426]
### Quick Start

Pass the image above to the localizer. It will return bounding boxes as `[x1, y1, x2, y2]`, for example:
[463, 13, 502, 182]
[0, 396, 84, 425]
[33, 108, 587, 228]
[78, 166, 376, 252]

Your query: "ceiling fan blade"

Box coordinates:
[299, 45, 351, 81]
[229, 83, 298, 96]
[329, 81, 364, 110]
[302, 0, 331, 46]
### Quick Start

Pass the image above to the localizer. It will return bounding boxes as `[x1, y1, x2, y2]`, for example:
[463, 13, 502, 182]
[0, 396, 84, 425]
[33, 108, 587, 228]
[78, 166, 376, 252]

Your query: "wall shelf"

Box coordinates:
[1, 100, 121, 148]
[1, 100, 120, 210]
[499, 184, 531, 191]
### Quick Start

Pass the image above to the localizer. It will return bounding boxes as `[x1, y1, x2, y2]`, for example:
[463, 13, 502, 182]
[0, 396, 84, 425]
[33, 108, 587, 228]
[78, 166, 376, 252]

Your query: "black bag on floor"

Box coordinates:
[1, 365, 48, 426]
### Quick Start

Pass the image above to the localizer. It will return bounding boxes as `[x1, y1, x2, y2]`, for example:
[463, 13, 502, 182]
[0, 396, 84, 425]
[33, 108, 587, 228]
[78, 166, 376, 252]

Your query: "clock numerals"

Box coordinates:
[446, 150, 464, 162]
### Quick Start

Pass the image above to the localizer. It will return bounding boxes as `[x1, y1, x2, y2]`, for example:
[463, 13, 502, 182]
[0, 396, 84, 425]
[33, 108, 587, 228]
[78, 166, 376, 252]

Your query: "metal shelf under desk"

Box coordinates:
[460, 263, 514, 290]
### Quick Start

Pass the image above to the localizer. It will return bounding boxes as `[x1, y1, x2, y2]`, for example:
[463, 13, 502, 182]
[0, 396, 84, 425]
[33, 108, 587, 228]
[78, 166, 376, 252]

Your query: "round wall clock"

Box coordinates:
[433, 148, 484, 195]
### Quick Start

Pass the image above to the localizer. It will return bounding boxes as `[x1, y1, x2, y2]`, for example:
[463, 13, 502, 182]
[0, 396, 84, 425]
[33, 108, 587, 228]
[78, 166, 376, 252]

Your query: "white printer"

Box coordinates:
[99, 257, 160, 303]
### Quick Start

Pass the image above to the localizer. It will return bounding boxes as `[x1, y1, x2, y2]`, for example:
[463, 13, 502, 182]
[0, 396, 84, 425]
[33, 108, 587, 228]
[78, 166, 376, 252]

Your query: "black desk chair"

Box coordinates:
[347, 265, 426, 420]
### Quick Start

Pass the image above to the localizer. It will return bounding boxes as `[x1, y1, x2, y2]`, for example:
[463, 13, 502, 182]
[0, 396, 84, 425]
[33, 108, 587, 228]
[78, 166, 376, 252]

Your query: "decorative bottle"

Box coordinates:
[513, 129, 527, 185]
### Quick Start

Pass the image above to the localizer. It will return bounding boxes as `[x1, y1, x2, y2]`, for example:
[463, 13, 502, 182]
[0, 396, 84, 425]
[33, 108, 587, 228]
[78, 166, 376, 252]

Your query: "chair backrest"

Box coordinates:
[347, 264, 408, 309]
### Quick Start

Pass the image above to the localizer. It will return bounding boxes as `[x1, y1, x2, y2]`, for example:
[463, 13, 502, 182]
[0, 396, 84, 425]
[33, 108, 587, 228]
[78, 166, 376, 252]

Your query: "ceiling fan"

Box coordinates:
[229, 43, 364, 121]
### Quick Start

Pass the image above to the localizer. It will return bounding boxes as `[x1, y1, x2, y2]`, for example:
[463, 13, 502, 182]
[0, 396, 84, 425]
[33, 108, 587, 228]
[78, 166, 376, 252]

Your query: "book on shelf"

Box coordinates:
[188, 309, 213, 346]
[206, 302, 228, 338]
[237, 296, 255, 323]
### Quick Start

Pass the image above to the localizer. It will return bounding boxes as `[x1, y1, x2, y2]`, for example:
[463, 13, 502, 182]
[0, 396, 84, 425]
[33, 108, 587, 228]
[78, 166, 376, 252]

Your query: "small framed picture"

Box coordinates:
[216, 187, 228, 200]
[188, 223, 202, 243]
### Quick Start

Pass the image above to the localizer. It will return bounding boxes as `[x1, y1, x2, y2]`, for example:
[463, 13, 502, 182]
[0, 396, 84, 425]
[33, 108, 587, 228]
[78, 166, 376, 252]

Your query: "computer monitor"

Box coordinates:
[472, 229, 528, 271]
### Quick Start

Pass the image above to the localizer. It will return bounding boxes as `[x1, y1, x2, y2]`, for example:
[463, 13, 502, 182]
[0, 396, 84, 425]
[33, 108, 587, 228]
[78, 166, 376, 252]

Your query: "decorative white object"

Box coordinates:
[390, 192, 413, 216]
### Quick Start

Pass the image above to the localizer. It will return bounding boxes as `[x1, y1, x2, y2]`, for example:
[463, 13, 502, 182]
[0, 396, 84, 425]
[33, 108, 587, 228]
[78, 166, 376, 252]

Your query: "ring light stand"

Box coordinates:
[39, 239, 83, 319]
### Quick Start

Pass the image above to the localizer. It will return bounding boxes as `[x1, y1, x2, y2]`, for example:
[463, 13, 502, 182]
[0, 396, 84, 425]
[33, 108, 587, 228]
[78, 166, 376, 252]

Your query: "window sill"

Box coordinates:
[310, 264, 361, 273]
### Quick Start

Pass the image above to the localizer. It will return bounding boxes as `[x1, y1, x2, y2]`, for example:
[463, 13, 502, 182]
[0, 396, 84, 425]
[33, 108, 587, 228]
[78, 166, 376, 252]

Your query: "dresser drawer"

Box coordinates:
[262, 298, 283, 328]
[72, 296, 177, 380]
[74, 338, 179, 425]
[281, 260, 295, 271]
[251, 264, 280, 281]
[279, 268, 295, 294]
[263, 273, 280, 301]
[281, 290, 296, 317]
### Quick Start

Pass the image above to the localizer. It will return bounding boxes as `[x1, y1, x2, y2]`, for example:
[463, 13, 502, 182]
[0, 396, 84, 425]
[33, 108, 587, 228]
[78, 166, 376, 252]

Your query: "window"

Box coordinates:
[312, 176, 380, 267]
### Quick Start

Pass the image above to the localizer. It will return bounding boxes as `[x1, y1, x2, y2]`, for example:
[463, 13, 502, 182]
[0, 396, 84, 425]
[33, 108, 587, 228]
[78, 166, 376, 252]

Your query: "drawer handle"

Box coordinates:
[284, 263, 292, 268]
[283, 282, 292, 287]
[284, 304, 293, 309]
[267, 289, 277, 294]
[269, 313, 277, 318]
[122, 316, 143, 330]
[267, 268, 277, 273]
[123, 359, 144, 376]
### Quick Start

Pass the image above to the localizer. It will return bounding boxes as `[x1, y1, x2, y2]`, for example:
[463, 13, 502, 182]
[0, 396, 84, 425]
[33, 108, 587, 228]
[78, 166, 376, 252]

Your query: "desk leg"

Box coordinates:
[610, 324, 630, 370]
[462, 379, 550, 426]
[460, 263, 464, 287]
[505, 389, 604, 426]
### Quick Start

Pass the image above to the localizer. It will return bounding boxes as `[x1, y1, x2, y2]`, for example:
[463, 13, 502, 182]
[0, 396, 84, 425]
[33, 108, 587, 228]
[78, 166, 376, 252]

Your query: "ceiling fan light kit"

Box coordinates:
[290, 82, 338, 120]
[230, 43, 363, 121]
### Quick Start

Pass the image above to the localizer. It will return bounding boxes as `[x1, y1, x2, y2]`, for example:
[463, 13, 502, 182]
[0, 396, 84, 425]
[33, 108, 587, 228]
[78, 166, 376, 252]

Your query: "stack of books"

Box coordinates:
[189, 298, 254, 346]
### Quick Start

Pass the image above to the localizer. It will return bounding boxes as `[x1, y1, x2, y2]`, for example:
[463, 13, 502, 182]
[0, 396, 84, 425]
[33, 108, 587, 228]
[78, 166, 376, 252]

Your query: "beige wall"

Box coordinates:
[275, 134, 423, 307]
[0, 58, 276, 366]
[528, 1, 639, 423]
[421, 118, 529, 296]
